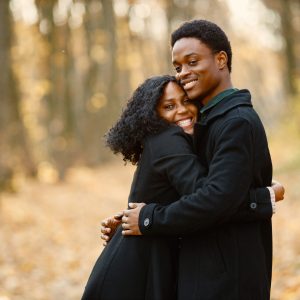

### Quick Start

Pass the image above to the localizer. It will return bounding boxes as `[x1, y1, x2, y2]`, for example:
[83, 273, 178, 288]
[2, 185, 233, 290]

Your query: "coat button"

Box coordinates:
[250, 202, 257, 209]
[144, 218, 150, 227]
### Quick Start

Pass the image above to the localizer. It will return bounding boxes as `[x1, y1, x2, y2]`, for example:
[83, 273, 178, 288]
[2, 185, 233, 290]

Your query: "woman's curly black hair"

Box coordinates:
[105, 75, 178, 165]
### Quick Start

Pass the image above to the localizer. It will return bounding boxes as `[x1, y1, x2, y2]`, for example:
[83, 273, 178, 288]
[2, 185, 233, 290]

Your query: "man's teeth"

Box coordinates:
[184, 80, 197, 89]
[177, 119, 192, 126]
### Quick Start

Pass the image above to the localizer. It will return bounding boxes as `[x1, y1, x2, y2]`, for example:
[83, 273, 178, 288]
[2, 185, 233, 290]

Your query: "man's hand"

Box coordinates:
[100, 212, 123, 246]
[122, 203, 146, 236]
[272, 180, 285, 202]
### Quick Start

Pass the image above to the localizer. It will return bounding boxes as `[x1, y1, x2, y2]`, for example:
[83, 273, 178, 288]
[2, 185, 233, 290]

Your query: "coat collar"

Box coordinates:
[199, 89, 253, 125]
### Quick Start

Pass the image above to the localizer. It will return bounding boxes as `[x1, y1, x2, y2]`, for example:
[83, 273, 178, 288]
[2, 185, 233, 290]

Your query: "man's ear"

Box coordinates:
[216, 51, 228, 70]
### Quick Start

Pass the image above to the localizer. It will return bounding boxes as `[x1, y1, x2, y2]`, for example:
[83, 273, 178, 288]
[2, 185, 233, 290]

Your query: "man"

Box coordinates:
[120, 20, 275, 299]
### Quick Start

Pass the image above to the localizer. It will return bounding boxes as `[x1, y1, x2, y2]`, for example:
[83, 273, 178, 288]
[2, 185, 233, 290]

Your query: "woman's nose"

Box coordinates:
[177, 104, 188, 114]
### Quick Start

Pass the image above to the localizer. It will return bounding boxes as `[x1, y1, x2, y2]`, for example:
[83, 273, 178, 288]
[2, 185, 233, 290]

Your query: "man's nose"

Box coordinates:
[178, 65, 191, 80]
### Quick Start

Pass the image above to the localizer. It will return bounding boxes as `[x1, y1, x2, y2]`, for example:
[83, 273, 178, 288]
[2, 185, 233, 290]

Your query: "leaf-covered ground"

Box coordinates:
[0, 161, 299, 300]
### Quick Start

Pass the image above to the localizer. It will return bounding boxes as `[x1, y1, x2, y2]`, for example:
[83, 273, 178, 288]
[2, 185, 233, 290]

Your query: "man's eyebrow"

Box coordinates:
[184, 52, 198, 57]
[172, 52, 198, 64]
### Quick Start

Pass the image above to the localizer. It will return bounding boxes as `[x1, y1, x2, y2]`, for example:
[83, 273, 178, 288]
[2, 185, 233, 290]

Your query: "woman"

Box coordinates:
[82, 75, 283, 300]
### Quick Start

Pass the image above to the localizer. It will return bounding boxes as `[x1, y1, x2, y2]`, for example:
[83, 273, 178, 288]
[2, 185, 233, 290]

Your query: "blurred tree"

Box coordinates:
[0, 0, 36, 191]
[0, 0, 294, 190]
[262, 0, 300, 96]
[81, 0, 119, 165]
[36, 0, 75, 179]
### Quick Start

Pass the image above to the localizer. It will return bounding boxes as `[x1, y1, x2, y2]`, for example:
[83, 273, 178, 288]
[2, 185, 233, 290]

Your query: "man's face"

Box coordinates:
[172, 37, 224, 105]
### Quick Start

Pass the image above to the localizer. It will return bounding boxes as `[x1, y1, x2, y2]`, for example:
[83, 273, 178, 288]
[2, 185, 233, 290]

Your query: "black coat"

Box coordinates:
[139, 90, 273, 300]
[82, 122, 271, 300]
[81, 127, 205, 300]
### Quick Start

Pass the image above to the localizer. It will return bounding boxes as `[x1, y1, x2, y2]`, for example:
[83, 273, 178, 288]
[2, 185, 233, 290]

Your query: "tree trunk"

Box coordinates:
[0, 1, 36, 191]
[82, 0, 119, 165]
[263, 0, 298, 96]
[36, 0, 74, 179]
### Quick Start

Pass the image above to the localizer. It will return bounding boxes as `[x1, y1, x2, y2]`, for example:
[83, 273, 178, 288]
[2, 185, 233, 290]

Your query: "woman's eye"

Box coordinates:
[165, 104, 174, 110]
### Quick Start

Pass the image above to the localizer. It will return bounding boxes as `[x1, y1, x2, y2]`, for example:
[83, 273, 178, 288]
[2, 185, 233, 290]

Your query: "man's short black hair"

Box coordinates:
[171, 19, 232, 72]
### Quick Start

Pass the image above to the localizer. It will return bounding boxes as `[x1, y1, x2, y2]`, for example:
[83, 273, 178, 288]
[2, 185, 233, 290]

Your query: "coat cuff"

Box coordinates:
[138, 203, 158, 235]
[249, 188, 273, 218]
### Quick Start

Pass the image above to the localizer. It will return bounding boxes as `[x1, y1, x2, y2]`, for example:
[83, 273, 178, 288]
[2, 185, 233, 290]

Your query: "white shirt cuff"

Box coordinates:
[267, 187, 276, 214]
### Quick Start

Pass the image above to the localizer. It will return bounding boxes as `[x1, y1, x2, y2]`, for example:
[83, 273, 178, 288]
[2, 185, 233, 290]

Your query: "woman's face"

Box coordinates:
[157, 81, 198, 134]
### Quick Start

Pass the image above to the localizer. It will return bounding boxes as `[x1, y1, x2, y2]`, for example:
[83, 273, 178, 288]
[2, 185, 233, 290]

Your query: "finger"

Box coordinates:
[100, 227, 111, 234]
[114, 212, 124, 220]
[101, 220, 108, 226]
[128, 202, 138, 209]
[100, 234, 109, 241]
[103, 242, 107, 247]
[122, 216, 128, 223]
[122, 229, 133, 236]
[122, 222, 130, 230]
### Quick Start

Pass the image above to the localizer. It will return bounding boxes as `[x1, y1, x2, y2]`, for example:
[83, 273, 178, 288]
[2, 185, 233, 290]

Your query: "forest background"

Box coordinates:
[0, 0, 300, 299]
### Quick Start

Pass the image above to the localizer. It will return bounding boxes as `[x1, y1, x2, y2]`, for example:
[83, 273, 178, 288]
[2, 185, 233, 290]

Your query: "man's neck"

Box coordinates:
[201, 78, 233, 106]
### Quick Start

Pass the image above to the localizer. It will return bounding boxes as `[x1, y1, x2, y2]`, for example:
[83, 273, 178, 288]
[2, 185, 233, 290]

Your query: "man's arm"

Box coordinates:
[121, 181, 284, 235]
[105, 181, 283, 239]
[124, 118, 267, 236]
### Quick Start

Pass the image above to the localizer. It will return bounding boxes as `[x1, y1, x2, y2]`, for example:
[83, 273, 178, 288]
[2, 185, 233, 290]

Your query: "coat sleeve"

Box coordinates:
[230, 188, 272, 222]
[139, 118, 272, 236]
[146, 126, 207, 196]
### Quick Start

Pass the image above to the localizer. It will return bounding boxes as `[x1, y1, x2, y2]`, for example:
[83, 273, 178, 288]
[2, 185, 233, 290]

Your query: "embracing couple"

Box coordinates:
[82, 19, 284, 300]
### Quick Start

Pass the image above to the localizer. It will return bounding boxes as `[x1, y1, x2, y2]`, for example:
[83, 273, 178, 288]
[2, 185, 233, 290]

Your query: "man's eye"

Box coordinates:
[189, 60, 197, 65]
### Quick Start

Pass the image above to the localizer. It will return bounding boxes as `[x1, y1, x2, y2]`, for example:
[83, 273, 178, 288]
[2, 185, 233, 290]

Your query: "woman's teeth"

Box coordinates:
[177, 118, 192, 127]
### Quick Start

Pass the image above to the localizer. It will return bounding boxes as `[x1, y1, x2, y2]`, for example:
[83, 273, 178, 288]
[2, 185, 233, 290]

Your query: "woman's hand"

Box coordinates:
[100, 212, 123, 246]
[271, 180, 285, 202]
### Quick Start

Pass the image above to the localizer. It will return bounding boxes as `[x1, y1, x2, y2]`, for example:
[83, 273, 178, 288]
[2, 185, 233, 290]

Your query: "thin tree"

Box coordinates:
[0, 0, 36, 191]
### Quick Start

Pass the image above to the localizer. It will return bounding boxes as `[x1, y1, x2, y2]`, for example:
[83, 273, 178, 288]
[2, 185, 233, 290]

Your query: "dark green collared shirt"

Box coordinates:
[200, 88, 239, 118]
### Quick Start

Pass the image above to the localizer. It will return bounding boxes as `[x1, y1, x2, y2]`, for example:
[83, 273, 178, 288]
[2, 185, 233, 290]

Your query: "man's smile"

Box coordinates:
[181, 78, 198, 90]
